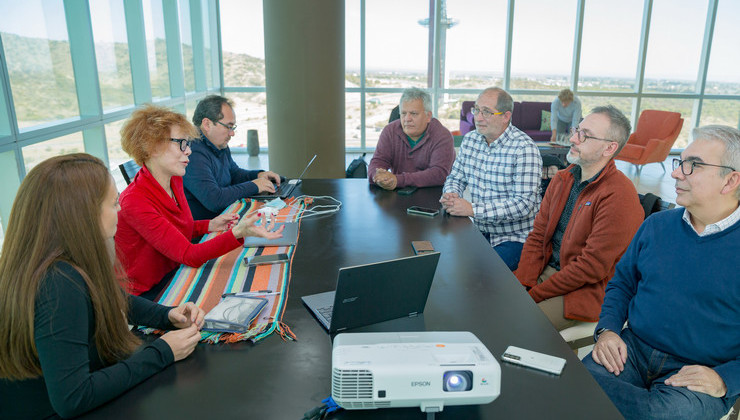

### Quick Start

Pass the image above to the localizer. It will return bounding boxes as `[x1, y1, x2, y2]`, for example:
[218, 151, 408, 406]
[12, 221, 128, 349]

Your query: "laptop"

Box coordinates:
[301, 252, 440, 333]
[252, 155, 317, 200]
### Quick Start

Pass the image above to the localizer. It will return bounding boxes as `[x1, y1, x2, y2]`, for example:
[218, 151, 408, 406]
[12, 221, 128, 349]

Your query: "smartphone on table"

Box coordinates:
[244, 253, 289, 266]
[406, 206, 440, 217]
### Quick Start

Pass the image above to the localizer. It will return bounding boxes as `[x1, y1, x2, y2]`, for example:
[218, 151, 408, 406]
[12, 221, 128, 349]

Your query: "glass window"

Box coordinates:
[510, 0, 577, 90]
[143, 0, 171, 98]
[0, 1, 80, 129]
[700, 99, 740, 129]
[705, 0, 740, 95]
[22, 133, 85, 172]
[346, 92, 361, 148]
[445, 0, 507, 90]
[104, 119, 130, 190]
[223, 92, 268, 149]
[578, 96, 635, 128]
[365, 93, 402, 149]
[220, 0, 265, 87]
[345, 0, 360, 89]
[201, 0, 217, 89]
[90, 0, 135, 110]
[179, 0, 196, 92]
[365, 0, 429, 88]
[638, 98, 696, 148]
[643, 0, 708, 93]
[578, 0, 643, 92]
[436, 93, 479, 135]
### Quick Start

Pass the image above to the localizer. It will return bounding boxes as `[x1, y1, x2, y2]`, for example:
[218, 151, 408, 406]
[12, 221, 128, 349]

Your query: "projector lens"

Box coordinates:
[443, 370, 473, 392]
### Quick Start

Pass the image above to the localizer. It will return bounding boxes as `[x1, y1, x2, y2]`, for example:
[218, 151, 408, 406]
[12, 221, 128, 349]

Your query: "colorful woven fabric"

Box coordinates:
[139, 198, 304, 343]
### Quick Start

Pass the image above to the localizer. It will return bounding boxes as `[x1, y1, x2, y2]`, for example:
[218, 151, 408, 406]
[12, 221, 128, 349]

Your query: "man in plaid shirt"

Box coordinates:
[441, 87, 542, 271]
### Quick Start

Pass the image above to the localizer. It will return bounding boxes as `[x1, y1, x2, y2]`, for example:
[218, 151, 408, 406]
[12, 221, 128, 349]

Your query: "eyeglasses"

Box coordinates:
[471, 106, 504, 118]
[170, 138, 193, 152]
[672, 158, 736, 176]
[570, 127, 615, 144]
[215, 121, 237, 132]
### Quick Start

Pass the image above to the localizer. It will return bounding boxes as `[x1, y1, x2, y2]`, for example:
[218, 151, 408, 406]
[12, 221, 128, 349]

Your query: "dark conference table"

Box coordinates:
[82, 179, 622, 420]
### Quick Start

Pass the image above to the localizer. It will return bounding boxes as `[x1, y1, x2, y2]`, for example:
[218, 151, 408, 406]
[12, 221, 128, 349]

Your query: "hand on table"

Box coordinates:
[253, 178, 276, 193]
[258, 170, 281, 185]
[591, 330, 628, 375]
[161, 324, 201, 362]
[373, 168, 397, 190]
[439, 192, 473, 217]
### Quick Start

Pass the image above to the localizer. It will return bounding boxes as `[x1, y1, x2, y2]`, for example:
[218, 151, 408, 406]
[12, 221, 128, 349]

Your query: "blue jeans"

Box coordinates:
[583, 329, 735, 420]
[492, 240, 523, 272]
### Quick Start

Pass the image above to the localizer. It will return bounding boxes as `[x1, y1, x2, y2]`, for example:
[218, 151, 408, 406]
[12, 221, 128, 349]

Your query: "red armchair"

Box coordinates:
[616, 110, 683, 173]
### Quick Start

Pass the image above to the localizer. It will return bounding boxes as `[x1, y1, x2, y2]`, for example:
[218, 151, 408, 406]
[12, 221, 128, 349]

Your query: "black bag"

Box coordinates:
[346, 153, 368, 178]
[639, 193, 662, 220]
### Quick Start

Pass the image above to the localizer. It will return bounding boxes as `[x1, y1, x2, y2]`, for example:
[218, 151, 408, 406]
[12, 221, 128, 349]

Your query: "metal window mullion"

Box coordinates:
[360, 0, 366, 149]
[215, 0, 225, 93]
[430, 0, 440, 116]
[691, 0, 718, 131]
[570, 0, 585, 91]
[163, 0, 185, 99]
[207, 0, 220, 88]
[189, 0, 206, 92]
[124, 0, 153, 104]
[632, 0, 653, 125]
[503, 0, 514, 90]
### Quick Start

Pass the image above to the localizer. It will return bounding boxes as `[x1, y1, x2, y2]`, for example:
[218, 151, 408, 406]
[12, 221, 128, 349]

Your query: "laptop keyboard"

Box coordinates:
[276, 182, 296, 197]
[317, 305, 333, 323]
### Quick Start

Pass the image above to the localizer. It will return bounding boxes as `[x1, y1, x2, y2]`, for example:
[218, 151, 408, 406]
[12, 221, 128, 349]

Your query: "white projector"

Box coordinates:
[331, 331, 501, 413]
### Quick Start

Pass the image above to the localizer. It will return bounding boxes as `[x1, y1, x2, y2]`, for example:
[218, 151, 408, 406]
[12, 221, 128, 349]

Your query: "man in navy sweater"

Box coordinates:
[184, 95, 281, 220]
[584, 125, 740, 419]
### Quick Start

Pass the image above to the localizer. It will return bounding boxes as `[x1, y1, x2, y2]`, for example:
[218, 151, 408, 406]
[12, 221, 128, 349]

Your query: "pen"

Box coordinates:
[222, 290, 280, 297]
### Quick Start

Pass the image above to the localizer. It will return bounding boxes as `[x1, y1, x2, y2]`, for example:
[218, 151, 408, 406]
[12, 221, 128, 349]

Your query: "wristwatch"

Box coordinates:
[595, 327, 609, 342]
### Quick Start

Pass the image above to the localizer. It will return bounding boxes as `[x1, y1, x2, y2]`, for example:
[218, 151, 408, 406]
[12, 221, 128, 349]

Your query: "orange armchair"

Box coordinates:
[616, 110, 683, 173]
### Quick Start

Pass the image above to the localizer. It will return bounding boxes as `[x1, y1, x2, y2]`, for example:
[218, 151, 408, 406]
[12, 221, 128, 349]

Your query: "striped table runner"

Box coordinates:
[140, 198, 304, 343]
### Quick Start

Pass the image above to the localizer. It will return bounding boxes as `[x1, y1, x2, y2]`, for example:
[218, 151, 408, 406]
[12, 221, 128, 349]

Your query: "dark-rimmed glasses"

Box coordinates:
[672, 158, 736, 176]
[570, 127, 615, 144]
[471, 106, 504, 118]
[170, 138, 193, 152]
[215, 121, 237, 132]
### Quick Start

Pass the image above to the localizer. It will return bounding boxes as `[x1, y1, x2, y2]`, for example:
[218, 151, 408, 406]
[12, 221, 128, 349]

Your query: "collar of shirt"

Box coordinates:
[682, 203, 740, 236]
[199, 131, 225, 156]
[569, 164, 602, 186]
[406, 129, 426, 149]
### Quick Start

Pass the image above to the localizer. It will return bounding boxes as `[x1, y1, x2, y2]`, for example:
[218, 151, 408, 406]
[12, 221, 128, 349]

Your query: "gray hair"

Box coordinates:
[692, 125, 740, 199]
[399, 87, 432, 113]
[479, 87, 514, 113]
[591, 105, 631, 155]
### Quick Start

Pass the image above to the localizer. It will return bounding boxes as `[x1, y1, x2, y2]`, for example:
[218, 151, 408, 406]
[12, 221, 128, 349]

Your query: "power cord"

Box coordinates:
[302, 396, 341, 420]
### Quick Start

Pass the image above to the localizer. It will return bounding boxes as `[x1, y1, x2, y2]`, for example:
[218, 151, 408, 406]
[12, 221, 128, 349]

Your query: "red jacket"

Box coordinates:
[514, 160, 643, 321]
[116, 166, 242, 295]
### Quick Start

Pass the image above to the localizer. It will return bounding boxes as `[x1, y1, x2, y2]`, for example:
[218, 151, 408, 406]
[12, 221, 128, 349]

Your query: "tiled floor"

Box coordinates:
[234, 151, 681, 205]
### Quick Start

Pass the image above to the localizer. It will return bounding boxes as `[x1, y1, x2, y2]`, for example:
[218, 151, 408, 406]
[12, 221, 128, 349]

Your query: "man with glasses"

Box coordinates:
[368, 87, 455, 190]
[584, 125, 740, 419]
[184, 95, 282, 219]
[441, 87, 542, 271]
[514, 106, 643, 331]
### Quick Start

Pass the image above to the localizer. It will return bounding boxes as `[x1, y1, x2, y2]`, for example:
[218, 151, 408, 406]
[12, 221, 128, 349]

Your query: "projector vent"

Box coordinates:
[332, 368, 374, 400]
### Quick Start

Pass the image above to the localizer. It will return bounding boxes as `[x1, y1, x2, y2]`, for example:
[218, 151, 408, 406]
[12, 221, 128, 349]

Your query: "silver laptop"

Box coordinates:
[252, 155, 316, 200]
[301, 252, 440, 333]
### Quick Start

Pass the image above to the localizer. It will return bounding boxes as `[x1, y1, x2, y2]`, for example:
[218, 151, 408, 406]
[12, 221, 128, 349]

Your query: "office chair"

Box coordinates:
[119, 160, 142, 185]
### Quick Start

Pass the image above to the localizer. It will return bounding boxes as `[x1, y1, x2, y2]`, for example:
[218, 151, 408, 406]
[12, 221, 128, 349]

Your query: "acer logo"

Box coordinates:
[411, 381, 431, 387]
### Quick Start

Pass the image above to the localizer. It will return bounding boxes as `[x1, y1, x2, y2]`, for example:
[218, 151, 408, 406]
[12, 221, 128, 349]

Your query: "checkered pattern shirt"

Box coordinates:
[682, 203, 740, 236]
[443, 124, 542, 246]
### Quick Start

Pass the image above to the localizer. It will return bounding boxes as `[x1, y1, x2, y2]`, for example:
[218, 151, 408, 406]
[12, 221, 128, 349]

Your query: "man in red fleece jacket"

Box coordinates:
[514, 105, 643, 330]
[368, 87, 455, 190]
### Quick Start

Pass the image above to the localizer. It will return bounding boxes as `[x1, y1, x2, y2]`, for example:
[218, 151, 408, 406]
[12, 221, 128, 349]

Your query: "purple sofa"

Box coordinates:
[459, 100, 552, 141]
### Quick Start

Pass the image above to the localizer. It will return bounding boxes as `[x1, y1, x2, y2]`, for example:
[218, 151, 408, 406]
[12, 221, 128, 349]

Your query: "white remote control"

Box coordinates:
[501, 345, 566, 375]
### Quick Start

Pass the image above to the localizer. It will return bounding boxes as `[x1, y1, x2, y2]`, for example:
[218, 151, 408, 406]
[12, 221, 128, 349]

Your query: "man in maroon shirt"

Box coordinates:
[368, 87, 455, 190]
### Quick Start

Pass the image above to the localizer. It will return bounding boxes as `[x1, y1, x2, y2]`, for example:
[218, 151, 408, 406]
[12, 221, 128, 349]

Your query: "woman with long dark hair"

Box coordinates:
[0, 154, 204, 418]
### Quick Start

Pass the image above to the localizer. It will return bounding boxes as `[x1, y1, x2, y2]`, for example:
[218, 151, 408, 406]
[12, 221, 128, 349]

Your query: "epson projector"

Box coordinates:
[332, 331, 500, 413]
